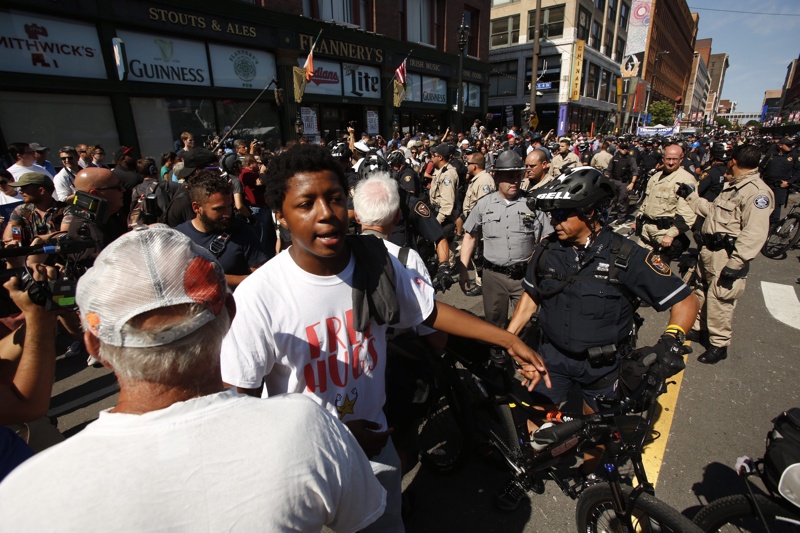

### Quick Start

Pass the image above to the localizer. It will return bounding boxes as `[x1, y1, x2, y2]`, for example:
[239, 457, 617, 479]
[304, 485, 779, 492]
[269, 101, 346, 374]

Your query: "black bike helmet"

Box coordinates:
[330, 142, 353, 161]
[219, 152, 241, 175]
[710, 143, 730, 162]
[357, 151, 390, 181]
[492, 149, 525, 172]
[527, 166, 613, 213]
[385, 150, 406, 168]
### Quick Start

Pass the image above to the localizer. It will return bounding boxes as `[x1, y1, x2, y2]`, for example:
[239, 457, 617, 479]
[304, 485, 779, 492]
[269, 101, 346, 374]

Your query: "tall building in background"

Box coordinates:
[762, 89, 783, 125]
[778, 54, 800, 123]
[683, 49, 711, 129]
[706, 52, 730, 125]
[488, 0, 630, 135]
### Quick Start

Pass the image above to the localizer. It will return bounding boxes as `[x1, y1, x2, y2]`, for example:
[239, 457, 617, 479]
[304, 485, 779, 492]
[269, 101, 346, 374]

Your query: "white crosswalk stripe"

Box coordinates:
[761, 281, 800, 330]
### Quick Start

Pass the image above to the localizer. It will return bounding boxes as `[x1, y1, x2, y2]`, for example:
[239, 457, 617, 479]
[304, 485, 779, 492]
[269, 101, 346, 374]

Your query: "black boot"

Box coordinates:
[698, 345, 727, 364]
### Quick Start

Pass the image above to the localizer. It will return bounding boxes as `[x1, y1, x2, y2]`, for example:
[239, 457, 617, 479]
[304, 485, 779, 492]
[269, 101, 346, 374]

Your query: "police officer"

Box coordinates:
[501, 167, 697, 510]
[633, 143, 697, 261]
[677, 143, 773, 364]
[459, 152, 496, 296]
[387, 150, 421, 197]
[697, 143, 729, 203]
[429, 143, 460, 231]
[458, 150, 549, 327]
[759, 137, 799, 226]
[638, 139, 662, 177]
[549, 139, 580, 178]
[605, 142, 639, 225]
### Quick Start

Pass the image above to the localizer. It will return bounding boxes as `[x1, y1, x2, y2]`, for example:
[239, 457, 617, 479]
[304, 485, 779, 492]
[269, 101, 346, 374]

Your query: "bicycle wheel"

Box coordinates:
[576, 484, 703, 533]
[417, 358, 472, 475]
[693, 494, 800, 532]
[762, 215, 800, 258]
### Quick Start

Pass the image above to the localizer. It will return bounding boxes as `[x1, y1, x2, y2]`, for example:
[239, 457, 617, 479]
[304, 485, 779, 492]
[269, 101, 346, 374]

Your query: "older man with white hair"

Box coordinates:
[0, 225, 385, 532]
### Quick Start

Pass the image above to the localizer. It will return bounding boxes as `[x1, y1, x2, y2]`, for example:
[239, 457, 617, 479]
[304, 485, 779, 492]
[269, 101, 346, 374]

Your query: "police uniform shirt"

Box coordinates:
[396, 166, 421, 196]
[680, 157, 696, 178]
[638, 149, 662, 173]
[549, 152, 581, 177]
[463, 192, 549, 267]
[522, 228, 691, 354]
[607, 153, 639, 182]
[759, 151, 800, 185]
[463, 170, 495, 216]
[389, 190, 445, 249]
[429, 163, 459, 222]
[688, 168, 774, 270]
[640, 167, 697, 236]
[697, 162, 727, 202]
[590, 151, 613, 172]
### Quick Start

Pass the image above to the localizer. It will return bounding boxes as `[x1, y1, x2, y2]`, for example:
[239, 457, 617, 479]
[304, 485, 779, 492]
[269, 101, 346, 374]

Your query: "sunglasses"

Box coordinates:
[61, 156, 75, 161]
[548, 209, 576, 223]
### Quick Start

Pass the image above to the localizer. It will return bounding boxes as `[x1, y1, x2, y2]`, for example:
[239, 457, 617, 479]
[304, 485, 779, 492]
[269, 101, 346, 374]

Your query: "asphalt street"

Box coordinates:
[45, 224, 800, 532]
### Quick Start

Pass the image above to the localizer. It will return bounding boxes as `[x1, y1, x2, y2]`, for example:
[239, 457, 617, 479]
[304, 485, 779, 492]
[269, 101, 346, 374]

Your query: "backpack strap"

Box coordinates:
[398, 246, 411, 268]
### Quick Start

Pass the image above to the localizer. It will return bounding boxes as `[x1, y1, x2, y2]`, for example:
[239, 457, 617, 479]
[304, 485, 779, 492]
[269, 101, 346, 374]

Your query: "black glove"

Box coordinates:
[675, 183, 695, 199]
[433, 261, 455, 292]
[717, 266, 743, 289]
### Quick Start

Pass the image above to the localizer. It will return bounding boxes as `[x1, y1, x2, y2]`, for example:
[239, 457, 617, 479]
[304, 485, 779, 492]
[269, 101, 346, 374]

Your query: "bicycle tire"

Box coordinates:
[417, 357, 472, 475]
[693, 493, 800, 532]
[576, 484, 703, 533]
[762, 214, 800, 258]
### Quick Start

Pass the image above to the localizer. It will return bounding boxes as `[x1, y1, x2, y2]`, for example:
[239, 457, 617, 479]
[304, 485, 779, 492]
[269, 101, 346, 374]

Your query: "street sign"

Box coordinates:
[535, 82, 552, 90]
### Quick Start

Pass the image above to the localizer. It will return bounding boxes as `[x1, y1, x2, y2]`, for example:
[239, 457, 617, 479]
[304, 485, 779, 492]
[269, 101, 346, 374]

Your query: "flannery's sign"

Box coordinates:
[299, 34, 383, 64]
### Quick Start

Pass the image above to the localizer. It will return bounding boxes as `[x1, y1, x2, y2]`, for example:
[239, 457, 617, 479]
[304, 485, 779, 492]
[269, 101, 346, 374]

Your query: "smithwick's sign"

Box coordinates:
[299, 34, 383, 64]
[0, 12, 106, 78]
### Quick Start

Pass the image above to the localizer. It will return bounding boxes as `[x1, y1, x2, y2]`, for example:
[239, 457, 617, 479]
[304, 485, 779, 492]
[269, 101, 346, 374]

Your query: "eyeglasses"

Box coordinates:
[60, 156, 75, 161]
[548, 209, 576, 223]
[78, 150, 87, 153]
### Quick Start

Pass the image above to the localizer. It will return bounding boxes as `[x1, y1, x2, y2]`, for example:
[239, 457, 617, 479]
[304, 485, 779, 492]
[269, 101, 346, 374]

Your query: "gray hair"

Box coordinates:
[98, 305, 230, 386]
[353, 172, 399, 227]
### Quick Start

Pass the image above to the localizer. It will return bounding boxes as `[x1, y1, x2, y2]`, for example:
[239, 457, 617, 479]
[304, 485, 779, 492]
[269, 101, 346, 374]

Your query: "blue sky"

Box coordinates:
[690, 0, 800, 112]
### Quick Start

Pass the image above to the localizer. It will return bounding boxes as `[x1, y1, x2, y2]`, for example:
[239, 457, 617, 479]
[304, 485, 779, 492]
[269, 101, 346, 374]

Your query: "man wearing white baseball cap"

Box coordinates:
[0, 225, 385, 532]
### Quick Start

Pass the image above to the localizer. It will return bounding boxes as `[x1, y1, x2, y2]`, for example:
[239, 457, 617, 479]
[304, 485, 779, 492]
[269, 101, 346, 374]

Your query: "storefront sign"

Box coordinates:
[0, 11, 106, 78]
[299, 34, 383, 64]
[117, 30, 209, 86]
[403, 74, 422, 102]
[300, 58, 342, 96]
[300, 106, 319, 135]
[108, 3, 276, 47]
[505, 106, 514, 128]
[570, 40, 585, 101]
[408, 57, 452, 77]
[558, 104, 568, 136]
[466, 84, 481, 108]
[209, 44, 276, 89]
[366, 110, 379, 135]
[422, 77, 447, 105]
[343, 63, 381, 99]
[463, 69, 485, 83]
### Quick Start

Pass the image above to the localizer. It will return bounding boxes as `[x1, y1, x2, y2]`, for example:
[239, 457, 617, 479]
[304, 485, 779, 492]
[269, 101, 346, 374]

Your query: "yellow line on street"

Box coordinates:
[639, 353, 688, 488]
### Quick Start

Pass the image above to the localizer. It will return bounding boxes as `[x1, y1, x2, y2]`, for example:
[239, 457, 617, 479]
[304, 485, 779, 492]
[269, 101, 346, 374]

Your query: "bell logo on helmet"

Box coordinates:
[537, 191, 573, 200]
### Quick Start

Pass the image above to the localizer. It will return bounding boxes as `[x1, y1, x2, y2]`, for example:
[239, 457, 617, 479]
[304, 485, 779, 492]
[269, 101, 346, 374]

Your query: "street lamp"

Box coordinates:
[294, 112, 303, 136]
[643, 49, 668, 127]
[456, 16, 470, 134]
[529, 0, 543, 132]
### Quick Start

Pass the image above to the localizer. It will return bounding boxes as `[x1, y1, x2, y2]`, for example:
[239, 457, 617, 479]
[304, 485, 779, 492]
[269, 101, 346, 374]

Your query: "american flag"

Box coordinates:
[673, 115, 680, 129]
[395, 59, 407, 85]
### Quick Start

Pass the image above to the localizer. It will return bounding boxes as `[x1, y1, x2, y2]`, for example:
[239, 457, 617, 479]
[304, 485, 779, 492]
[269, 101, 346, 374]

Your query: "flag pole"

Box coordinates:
[385, 49, 414, 92]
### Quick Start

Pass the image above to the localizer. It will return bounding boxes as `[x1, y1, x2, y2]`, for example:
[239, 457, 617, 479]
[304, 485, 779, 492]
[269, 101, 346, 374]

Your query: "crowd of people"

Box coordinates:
[0, 119, 797, 528]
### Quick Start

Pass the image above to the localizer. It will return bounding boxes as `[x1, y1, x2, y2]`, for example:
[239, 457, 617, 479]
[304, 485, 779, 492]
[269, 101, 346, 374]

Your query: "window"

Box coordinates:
[491, 0, 518, 5]
[604, 30, 613, 56]
[619, 3, 629, 31]
[608, 73, 618, 103]
[608, 0, 617, 21]
[406, 0, 437, 45]
[490, 15, 519, 48]
[583, 63, 600, 99]
[524, 55, 561, 95]
[528, 5, 565, 41]
[463, 8, 479, 56]
[577, 8, 591, 41]
[615, 37, 625, 62]
[315, 0, 353, 24]
[599, 69, 611, 101]
[594, 0, 605, 11]
[590, 20, 601, 50]
[489, 60, 517, 96]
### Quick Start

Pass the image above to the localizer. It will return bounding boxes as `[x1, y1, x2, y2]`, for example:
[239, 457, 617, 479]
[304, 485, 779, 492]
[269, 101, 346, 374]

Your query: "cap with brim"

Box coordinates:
[114, 146, 135, 161]
[10, 172, 51, 188]
[431, 144, 450, 157]
[29, 142, 48, 152]
[780, 137, 795, 146]
[176, 148, 218, 179]
[76, 225, 227, 348]
[354, 141, 370, 154]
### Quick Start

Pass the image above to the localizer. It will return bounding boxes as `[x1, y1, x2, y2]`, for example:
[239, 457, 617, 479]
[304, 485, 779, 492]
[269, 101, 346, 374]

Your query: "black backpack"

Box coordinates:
[764, 408, 800, 492]
[128, 179, 181, 226]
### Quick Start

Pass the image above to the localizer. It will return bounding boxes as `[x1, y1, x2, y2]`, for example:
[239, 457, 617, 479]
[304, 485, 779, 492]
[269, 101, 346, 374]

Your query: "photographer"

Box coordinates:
[0, 264, 60, 479]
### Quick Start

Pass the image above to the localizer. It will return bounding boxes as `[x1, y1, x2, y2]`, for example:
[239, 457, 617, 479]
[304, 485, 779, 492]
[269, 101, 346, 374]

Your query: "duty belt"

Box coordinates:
[638, 215, 674, 230]
[484, 259, 527, 280]
[700, 232, 737, 254]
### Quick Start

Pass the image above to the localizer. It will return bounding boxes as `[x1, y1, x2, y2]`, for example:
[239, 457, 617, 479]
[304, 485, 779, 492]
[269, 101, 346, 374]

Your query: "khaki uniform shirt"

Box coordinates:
[549, 152, 580, 177]
[590, 150, 613, 172]
[640, 167, 697, 238]
[522, 174, 554, 192]
[463, 170, 494, 216]
[430, 163, 459, 223]
[688, 169, 774, 269]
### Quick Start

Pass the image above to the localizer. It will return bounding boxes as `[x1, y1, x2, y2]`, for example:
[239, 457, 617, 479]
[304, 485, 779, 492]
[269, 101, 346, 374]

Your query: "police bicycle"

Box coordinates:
[761, 185, 800, 259]
[403, 326, 702, 532]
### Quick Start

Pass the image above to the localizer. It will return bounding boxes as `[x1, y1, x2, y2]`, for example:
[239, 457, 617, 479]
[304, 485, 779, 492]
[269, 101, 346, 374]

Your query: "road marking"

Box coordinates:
[640, 354, 687, 488]
[761, 282, 800, 330]
[48, 383, 120, 418]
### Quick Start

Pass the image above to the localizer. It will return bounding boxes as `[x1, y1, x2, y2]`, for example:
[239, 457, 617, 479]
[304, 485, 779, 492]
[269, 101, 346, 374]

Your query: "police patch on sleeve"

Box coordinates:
[403, 175, 412, 182]
[645, 252, 672, 276]
[754, 194, 771, 209]
[414, 201, 431, 218]
[482, 184, 492, 193]
[443, 178, 452, 186]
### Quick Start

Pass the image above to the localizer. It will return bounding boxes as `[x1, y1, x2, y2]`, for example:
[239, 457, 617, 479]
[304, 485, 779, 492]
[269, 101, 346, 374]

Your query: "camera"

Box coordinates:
[72, 191, 108, 224]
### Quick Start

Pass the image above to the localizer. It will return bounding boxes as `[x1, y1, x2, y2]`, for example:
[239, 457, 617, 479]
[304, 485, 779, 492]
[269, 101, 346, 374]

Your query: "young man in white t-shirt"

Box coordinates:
[221, 145, 551, 532]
